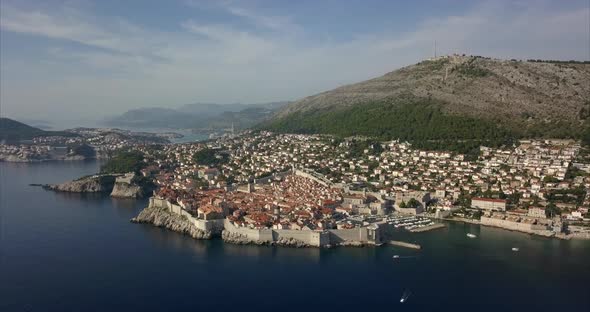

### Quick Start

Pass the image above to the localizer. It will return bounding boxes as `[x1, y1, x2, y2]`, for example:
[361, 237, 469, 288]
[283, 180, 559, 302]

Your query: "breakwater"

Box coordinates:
[409, 223, 446, 233]
[387, 240, 422, 249]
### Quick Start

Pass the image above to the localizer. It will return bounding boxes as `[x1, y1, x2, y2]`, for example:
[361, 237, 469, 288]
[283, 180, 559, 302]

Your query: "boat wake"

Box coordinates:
[400, 289, 412, 303]
[392, 255, 417, 260]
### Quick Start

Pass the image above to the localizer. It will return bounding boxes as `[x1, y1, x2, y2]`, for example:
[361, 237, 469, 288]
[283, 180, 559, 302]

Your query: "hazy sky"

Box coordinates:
[1, 0, 589, 127]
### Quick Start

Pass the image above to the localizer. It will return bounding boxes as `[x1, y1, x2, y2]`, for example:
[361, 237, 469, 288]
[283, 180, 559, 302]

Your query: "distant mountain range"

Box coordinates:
[0, 118, 75, 143]
[104, 102, 289, 130]
[262, 55, 590, 149]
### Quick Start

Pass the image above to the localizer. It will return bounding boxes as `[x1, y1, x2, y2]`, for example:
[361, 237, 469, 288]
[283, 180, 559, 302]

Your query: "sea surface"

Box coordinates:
[1, 161, 589, 312]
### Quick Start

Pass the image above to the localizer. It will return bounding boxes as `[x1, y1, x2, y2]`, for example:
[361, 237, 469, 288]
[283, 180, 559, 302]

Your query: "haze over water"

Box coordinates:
[1, 160, 589, 311]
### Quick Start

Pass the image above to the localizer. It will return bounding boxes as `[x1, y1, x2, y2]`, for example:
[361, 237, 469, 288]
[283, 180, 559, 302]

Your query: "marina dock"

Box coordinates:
[409, 223, 446, 233]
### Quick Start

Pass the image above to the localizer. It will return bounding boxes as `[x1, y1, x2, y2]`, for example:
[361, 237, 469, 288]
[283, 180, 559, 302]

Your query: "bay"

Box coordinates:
[1, 160, 588, 311]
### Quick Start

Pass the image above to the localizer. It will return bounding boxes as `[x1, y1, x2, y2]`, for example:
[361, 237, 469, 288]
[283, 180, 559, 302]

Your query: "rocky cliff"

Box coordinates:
[131, 205, 212, 239]
[43, 172, 153, 198]
[110, 182, 144, 198]
[44, 175, 116, 193]
[221, 230, 311, 247]
[110, 173, 155, 198]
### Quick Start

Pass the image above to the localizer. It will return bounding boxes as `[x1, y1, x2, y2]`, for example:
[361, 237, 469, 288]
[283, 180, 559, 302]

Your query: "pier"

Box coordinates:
[387, 240, 421, 250]
[409, 223, 446, 233]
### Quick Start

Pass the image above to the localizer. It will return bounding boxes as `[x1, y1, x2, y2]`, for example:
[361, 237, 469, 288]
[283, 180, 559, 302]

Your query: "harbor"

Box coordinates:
[386, 215, 446, 232]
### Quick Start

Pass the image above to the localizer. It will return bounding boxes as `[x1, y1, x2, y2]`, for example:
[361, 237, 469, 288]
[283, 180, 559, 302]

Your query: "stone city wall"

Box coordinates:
[149, 197, 224, 233]
[480, 216, 551, 235]
[293, 169, 331, 187]
[223, 219, 376, 247]
[150, 197, 379, 247]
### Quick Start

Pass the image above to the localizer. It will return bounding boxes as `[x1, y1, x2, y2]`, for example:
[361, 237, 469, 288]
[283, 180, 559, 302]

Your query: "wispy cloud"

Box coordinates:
[184, 0, 300, 33]
[1, 0, 588, 123]
[223, 4, 301, 34]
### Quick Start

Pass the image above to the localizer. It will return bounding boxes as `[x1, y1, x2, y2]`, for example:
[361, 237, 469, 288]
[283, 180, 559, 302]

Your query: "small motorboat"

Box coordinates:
[512, 247, 519, 252]
[466, 233, 477, 238]
[392, 255, 400, 259]
[400, 290, 412, 303]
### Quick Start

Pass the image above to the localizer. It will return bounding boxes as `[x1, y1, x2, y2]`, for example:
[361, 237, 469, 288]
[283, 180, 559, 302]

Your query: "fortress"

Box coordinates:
[146, 196, 383, 247]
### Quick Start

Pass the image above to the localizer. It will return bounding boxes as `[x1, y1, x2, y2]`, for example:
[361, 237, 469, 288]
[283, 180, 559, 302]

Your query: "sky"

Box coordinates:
[1, 0, 589, 127]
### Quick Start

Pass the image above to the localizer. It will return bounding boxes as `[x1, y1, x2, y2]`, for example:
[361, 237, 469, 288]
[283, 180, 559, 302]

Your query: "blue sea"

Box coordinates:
[1, 160, 589, 311]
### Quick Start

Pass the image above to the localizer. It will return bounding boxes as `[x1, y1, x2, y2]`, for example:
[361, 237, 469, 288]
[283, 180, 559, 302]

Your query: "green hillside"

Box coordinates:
[262, 56, 590, 150]
[0, 118, 74, 142]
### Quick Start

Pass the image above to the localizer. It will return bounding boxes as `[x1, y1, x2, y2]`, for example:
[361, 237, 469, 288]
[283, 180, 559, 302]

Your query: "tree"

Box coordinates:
[543, 175, 560, 183]
[72, 143, 96, 158]
[399, 201, 407, 208]
[226, 175, 236, 185]
[507, 192, 521, 206]
[545, 203, 560, 218]
[193, 149, 228, 166]
[581, 118, 590, 146]
[193, 149, 217, 165]
[407, 198, 420, 208]
[101, 150, 146, 174]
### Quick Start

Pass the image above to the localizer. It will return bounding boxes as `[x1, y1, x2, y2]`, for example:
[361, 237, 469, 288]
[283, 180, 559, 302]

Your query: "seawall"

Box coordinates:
[137, 197, 388, 248]
[387, 240, 421, 249]
[131, 198, 225, 239]
[480, 216, 555, 237]
[221, 219, 333, 247]
[222, 219, 385, 248]
[131, 205, 213, 239]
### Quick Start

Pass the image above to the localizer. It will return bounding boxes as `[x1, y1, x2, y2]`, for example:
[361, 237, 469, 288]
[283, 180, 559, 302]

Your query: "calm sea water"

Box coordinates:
[1, 161, 589, 312]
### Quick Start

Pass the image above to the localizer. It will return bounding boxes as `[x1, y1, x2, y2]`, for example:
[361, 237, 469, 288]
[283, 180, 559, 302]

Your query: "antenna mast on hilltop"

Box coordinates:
[434, 40, 437, 58]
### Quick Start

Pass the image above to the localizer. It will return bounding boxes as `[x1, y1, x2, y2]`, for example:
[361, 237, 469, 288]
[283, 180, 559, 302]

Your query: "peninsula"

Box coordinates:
[124, 129, 589, 246]
[36, 57, 590, 243]
[40, 150, 156, 198]
[0, 118, 178, 162]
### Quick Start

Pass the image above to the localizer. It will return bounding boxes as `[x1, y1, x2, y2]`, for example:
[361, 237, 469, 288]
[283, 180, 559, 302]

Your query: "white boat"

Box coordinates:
[392, 255, 400, 259]
[400, 290, 411, 303]
[512, 247, 519, 252]
[466, 233, 477, 238]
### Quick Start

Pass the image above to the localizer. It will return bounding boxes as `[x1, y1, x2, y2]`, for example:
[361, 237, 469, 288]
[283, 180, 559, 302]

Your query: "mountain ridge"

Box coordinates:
[105, 101, 290, 129]
[265, 55, 590, 142]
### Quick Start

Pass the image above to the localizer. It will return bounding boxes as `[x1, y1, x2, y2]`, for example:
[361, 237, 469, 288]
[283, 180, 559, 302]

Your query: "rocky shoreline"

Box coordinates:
[221, 230, 313, 248]
[111, 181, 145, 198]
[43, 174, 116, 193]
[131, 205, 320, 247]
[131, 205, 212, 239]
[0, 155, 103, 163]
[131, 205, 380, 248]
[132, 204, 335, 248]
[41, 172, 152, 198]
